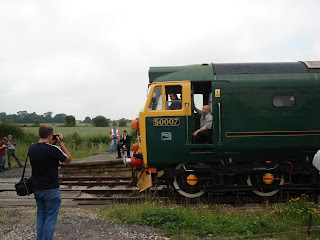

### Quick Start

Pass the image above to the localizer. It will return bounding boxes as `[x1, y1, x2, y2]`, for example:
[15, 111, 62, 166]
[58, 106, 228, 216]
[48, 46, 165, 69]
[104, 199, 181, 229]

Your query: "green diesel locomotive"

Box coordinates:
[125, 61, 320, 198]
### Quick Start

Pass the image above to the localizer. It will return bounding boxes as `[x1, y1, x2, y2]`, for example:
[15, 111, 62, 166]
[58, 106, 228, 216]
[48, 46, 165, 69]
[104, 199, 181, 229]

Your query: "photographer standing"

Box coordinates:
[29, 125, 71, 240]
[6, 135, 23, 168]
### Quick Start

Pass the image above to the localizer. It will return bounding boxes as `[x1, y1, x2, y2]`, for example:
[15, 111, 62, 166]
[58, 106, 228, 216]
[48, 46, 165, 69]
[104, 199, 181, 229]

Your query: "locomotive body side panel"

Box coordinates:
[215, 72, 320, 154]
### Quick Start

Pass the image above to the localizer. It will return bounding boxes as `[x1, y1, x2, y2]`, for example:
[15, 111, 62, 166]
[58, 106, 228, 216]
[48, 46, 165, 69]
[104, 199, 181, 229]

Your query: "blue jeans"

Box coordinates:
[0, 156, 5, 171]
[7, 149, 23, 167]
[34, 188, 62, 240]
[110, 139, 118, 152]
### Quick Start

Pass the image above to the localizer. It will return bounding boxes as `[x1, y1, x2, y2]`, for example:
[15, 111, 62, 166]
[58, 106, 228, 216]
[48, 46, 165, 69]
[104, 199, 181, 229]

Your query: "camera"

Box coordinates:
[53, 134, 63, 142]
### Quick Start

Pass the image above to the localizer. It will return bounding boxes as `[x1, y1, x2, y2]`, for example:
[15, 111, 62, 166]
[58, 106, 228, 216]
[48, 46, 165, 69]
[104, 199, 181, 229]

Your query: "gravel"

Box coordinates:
[0, 166, 32, 179]
[0, 160, 169, 240]
[0, 207, 168, 240]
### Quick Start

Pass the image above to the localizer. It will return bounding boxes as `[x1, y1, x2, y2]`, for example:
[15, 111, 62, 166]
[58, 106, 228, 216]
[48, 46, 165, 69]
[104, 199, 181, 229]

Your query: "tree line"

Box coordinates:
[0, 111, 130, 127]
[0, 111, 66, 124]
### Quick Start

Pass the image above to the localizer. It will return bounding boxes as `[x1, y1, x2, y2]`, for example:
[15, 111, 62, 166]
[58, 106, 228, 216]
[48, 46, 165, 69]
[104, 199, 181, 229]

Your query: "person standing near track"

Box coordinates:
[29, 125, 71, 240]
[6, 135, 23, 168]
[116, 130, 131, 158]
[109, 124, 119, 153]
[0, 137, 7, 171]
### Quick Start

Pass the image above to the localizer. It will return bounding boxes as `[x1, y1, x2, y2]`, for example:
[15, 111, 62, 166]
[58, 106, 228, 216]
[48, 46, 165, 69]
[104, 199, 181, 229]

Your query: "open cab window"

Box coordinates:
[165, 85, 182, 110]
[145, 81, 191, 116]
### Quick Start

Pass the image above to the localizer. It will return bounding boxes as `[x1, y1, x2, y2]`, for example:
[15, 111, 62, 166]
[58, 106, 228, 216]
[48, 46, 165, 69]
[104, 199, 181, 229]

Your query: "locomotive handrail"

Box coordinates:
[185, 102, 189, 144]
[218, 102, 222, 144]
[183, 164, 194, 172]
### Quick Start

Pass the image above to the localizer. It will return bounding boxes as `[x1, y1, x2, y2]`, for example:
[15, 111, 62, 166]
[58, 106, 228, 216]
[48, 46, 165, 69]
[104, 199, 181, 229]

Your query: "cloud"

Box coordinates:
[0, 0, 319, 119]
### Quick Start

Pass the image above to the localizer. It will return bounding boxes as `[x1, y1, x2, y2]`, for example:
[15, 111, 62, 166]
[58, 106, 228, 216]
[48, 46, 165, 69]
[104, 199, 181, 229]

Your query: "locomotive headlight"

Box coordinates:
[263, 173, 274, 184]
[124, 156, 144, 167]
[123, 157, 131, 166]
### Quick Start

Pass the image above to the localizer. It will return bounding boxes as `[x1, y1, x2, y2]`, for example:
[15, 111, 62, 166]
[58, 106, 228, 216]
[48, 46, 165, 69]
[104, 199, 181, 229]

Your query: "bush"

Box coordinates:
[129, 129, 138, 143]
[0, 122, 24, 139]
[62, 132, 111, 151]
[22, 132, 39, 144]
[88, 134, 111, 145]
[33, 119, 40, 127]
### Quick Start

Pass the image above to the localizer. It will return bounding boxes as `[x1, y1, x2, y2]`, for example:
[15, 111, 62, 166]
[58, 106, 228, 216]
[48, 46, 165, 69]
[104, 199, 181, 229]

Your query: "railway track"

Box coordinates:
[59, 176, 132, 187]
[1, 176, 319, 207]
[0, 176, 164, 206]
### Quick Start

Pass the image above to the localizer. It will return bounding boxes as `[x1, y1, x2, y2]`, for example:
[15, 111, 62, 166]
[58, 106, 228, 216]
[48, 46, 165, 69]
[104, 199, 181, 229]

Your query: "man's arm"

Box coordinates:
[194, 105, 200, 114]
[193, 114, 213, 136]
[193, 126, 207, 136]
[56, 135, 71, 163]
[59, 142, 71, 163]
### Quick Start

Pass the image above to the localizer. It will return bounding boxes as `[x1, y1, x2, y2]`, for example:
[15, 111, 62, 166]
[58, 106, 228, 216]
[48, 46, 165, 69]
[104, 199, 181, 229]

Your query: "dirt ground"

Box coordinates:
[0, 157, 168, 240]
[0, 206, 168, 240]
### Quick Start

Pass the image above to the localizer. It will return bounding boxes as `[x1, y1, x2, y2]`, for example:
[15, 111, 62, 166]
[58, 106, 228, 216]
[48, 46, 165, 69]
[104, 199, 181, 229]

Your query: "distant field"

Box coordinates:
[23, 125, 131, 136]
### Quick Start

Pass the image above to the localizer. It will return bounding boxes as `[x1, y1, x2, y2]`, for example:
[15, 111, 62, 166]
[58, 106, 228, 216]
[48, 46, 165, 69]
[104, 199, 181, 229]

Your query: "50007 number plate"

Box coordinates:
[153, 118, 180, 126]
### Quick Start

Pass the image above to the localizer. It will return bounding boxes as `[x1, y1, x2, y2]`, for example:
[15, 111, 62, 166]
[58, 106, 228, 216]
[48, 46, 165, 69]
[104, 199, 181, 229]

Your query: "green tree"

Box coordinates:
[0, 112, 7, 122]
[92, 116, 109, 127]
[64, 115, 76, 127]
[83, 116, 92, 124]
[17, 111, 28, 123]
[34, 119, 40, 127]
[52, 113, 66, 123]
[43, 111, 53, 123]
[118, 118, 127, 127]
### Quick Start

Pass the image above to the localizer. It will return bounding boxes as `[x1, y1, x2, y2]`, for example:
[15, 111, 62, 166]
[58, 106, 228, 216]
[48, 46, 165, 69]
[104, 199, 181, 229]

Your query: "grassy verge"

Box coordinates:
[23, 126, 131, 136]
[1, 123, 133, 166]
[3, 124, 133, 168]
[13, 136, 110, 164]
[98, 195, 320, 240]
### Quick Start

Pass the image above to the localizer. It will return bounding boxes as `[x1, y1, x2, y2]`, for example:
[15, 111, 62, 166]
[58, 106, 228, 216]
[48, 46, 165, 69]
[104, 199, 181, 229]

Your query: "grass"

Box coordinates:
[98, 195, 320, 240]
[5, 125, 133, 168]
[23, 125, 131, 137]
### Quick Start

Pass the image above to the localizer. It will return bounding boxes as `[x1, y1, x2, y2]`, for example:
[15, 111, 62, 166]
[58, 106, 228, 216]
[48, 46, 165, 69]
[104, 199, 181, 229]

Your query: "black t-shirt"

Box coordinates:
[29, 142, 67, 190]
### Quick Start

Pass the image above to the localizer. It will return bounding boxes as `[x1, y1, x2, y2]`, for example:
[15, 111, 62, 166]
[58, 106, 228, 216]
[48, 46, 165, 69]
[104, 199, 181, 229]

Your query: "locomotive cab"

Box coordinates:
[140, 81, 193, 168]
[138, 80, 219, 168]
[127, 80, 217, 191]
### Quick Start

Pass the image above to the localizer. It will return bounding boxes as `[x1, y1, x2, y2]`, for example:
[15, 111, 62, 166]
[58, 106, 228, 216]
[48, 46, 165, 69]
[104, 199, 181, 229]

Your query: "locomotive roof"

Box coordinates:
[149, 61, 320, 83]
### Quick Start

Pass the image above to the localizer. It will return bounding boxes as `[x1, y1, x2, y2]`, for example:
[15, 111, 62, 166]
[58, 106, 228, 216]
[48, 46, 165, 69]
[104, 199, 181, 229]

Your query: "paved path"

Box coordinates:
[74, 152, 121, 163]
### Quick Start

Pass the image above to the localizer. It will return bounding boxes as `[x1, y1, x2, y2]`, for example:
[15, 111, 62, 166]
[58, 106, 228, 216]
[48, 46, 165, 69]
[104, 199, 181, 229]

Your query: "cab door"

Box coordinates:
[142, 81, 192, 167]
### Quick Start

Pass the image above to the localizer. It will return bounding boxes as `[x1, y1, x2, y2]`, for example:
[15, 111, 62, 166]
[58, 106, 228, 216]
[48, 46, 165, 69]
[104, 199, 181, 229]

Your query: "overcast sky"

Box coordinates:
[0, 0, 319, 120]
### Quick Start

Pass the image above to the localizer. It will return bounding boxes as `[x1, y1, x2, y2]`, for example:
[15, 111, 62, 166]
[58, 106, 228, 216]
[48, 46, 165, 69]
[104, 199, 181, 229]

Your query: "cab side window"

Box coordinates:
[149, 86, 162, 110]
[165, 85, 182, 110]
[193, 94, 204, 113]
